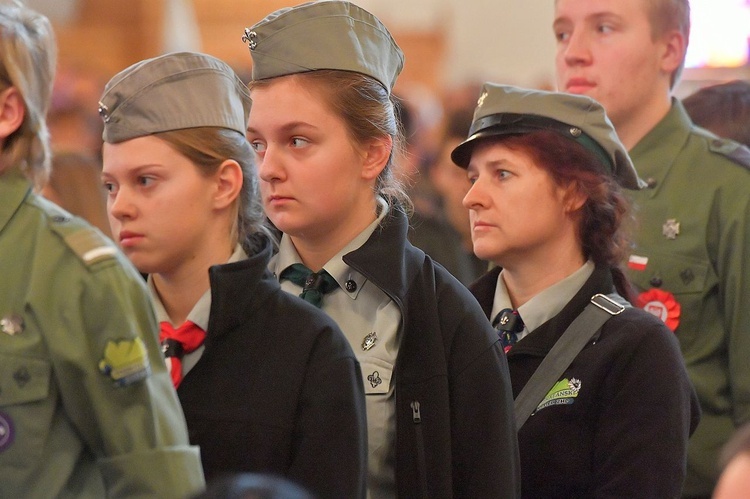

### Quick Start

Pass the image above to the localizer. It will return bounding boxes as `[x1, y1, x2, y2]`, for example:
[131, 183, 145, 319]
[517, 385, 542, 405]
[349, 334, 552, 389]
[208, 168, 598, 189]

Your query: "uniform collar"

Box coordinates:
[492, 260, 595, 337]
[628, 99, 693, 197]
[0, 169, 32, 234]
[508, 263, 616, 356]
[272, 197, 389, 300]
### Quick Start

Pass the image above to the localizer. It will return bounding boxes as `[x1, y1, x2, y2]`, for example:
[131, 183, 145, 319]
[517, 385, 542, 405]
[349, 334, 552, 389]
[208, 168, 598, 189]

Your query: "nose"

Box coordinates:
[257, 145, 286, 184]
[561, 29, 592, 66]
[108, 185, 136, 221]
[462, 177, 489, 211]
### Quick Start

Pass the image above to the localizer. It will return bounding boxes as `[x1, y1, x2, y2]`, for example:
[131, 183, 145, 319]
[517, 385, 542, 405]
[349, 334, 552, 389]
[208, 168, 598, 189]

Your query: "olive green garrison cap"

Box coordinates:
[451, 83, 645, 190]
[242, 0, 404, 93]
[99, 52, 252, 143]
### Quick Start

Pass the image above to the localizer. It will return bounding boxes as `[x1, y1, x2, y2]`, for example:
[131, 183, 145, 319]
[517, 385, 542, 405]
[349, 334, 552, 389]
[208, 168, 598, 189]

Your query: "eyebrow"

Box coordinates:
[101, 163, 166, 179]
[246, 121, 318, 135]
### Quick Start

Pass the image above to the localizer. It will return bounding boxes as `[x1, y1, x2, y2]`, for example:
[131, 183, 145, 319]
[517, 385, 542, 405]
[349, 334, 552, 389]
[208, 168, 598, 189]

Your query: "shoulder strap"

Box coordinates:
[514, 293, 628, 430]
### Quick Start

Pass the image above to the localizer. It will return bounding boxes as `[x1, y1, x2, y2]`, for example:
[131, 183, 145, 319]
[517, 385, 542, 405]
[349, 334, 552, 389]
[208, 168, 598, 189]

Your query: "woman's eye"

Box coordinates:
[291, 137, 309, 148]
[497, 170, 511, 180]
[250, 141, 266, 153]
[102, 182, 117, 193]
[138, 176, 154, 187]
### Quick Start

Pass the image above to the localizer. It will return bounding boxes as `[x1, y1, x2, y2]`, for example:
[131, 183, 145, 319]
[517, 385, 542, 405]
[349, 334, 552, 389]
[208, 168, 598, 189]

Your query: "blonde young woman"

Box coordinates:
[100, 52, 366, 498]
[242, 2, 519, 497]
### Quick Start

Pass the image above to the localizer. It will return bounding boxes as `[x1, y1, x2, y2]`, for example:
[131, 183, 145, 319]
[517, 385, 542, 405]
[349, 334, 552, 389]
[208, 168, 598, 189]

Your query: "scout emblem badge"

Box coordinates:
[367, 371, 382, 388]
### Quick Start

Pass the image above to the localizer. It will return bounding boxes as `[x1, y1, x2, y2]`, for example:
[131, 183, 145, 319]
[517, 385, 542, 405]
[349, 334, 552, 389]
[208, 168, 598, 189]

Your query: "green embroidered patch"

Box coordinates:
[98, 338, 151, 387]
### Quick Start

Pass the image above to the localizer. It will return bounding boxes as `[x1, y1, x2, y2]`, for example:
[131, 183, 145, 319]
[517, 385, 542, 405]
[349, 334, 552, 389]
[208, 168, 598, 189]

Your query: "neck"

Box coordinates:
[291, 197, 379, 271]
[500, 239, 586, 309]
[615, 93, 673, 150]
[153, 239, 234, 324]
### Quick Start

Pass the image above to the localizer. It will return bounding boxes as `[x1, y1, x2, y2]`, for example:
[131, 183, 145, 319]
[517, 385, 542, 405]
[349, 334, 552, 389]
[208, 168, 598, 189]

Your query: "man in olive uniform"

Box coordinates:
[554, 0, 750, 496]
[0, 3, 205, 497]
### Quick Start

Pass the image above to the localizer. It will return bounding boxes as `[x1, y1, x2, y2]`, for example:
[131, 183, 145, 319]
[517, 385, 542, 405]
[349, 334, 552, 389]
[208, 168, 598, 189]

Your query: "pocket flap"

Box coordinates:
[627, 250, 709, 294]
[359, 358, 393, 395]
[0, 353, 51, 406]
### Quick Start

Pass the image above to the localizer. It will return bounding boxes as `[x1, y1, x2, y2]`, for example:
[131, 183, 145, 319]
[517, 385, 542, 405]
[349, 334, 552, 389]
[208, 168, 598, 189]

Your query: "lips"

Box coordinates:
[118, 230, 144, 248]
[472, 220, 495, 231]
[565, 78, 596, 94]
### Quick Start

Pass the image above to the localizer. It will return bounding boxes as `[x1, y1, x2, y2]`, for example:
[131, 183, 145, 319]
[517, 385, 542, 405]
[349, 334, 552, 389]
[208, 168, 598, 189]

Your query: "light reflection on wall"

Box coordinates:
[685, 0, 750, 68]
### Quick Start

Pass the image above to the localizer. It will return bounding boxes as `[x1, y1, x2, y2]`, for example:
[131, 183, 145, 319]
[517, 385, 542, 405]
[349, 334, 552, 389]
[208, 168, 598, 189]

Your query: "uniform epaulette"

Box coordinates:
[46, 209, 119, 267]
[706, 136, 750, 171]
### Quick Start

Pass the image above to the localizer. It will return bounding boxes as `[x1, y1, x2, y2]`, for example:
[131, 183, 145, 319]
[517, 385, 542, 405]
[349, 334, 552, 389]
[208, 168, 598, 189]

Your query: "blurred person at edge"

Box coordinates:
[712, 423, 750, 499]
[429, 104, 489, 285]
[0, 2, 204, 497]
[682, 79, 750, 149]
[554, 0, 750, 495]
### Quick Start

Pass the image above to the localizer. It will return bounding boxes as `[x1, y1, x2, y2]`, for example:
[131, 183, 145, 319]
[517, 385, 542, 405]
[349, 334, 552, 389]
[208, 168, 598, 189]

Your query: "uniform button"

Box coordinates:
[649, 276, 663, 288]
[345, 280, 357, 292]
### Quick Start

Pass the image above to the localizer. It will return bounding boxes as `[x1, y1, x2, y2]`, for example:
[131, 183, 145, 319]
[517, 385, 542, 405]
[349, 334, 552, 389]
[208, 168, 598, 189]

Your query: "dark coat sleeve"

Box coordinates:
[442, 277, 521, 498]
[288, 324, 368, 499]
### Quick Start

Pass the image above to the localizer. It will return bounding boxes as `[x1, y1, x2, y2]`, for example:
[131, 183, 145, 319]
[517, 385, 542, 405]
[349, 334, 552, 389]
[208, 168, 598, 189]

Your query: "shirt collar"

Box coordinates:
[491, 260, 595, 337]
[272, 197, 389, 300]
[0, 169, 32, 234]
[149, 243, 247, 329]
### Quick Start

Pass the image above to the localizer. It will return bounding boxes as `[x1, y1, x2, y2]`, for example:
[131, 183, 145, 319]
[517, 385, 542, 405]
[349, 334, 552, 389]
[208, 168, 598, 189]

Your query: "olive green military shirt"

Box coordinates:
[0, 170, 205, 498]
[626, 100, 750, 496]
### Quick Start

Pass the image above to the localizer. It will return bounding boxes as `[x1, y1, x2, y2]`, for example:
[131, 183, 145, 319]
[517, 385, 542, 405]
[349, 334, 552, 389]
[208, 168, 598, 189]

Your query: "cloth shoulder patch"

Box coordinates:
[704, 135, 750, 171]
[47, 214, 118, 266]
[99, 337, 151, 387]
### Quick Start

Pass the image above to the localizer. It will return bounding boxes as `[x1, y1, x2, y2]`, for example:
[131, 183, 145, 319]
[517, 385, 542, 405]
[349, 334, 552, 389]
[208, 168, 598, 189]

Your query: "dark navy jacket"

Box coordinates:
[471, 264, 701, 498]
[177, 235, 367, 499]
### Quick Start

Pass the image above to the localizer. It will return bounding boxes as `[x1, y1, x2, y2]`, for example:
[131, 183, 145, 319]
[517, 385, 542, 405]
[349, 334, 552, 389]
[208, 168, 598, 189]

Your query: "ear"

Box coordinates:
[561, 181, 587, 214]
[659, 29, 687, 76]
[0, 87, 26, 140]
[360, 135, 392, 182]
[212, 159, 244, 210]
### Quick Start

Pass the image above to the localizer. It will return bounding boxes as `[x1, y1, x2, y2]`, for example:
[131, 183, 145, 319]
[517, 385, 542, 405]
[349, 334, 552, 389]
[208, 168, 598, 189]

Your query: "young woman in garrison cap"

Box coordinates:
[454, 83, 701, 498]
[242, 2, 519, 498]
[99, 51, 367, 498]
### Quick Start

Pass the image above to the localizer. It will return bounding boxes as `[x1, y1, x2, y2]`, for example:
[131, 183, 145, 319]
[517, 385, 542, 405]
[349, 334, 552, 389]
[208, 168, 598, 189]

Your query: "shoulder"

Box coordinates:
[600, 307, 681, 353]
[689, 126, 750, 172]
[30, 196, 120, 268]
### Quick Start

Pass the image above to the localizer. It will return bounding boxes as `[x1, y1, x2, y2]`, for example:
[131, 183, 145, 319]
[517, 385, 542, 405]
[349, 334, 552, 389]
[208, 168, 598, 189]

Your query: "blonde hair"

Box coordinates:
[0, 1, 56, 186]
[156, 127, 274, 248]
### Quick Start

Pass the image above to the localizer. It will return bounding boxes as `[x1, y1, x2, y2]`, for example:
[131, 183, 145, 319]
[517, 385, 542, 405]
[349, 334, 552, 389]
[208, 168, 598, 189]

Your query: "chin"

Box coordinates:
[472, 244, 501, 265]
